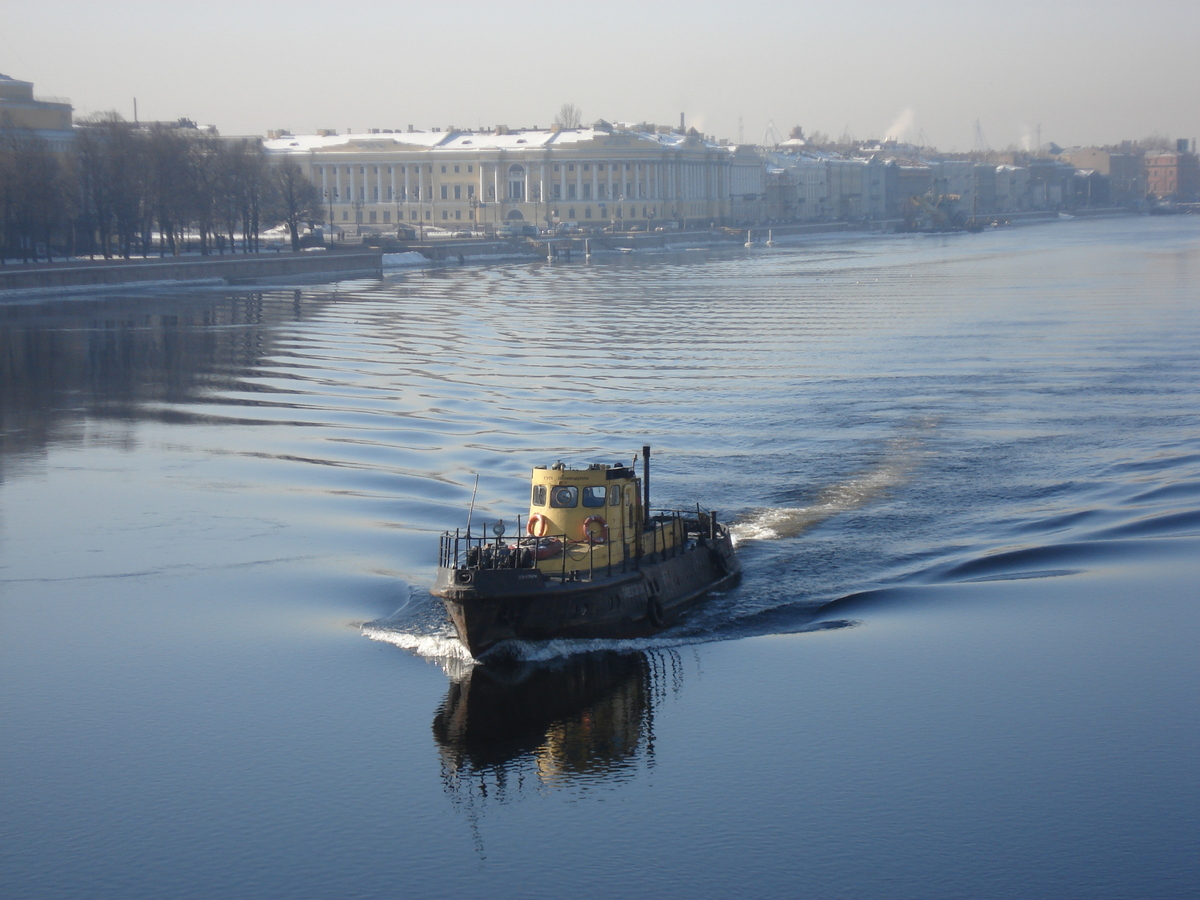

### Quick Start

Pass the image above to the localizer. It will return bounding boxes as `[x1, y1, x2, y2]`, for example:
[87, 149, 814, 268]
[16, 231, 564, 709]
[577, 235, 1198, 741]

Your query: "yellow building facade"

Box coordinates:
[0, 73, 74, 154]
[265, 123, 737, 232]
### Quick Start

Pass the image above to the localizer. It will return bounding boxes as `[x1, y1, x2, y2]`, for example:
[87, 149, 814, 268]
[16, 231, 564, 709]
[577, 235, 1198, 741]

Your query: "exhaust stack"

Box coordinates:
[642, 445, 651, 527]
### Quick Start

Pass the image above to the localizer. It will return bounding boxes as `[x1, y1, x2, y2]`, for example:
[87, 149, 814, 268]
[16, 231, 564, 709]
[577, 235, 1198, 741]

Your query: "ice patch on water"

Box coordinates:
[382, 251, 429, 267]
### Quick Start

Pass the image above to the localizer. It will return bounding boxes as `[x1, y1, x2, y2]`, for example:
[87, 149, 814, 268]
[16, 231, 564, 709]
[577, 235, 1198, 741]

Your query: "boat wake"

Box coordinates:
[731, 434, 925, 544]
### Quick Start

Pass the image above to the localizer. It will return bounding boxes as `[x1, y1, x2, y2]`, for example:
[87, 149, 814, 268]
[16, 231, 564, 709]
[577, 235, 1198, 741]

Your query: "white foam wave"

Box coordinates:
[361, 621, 709, 668]
[361, 623, 475, 676]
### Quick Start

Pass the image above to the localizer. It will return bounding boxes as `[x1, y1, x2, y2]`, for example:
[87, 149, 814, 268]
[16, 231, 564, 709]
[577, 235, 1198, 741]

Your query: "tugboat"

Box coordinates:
[433, 446, 740, 658]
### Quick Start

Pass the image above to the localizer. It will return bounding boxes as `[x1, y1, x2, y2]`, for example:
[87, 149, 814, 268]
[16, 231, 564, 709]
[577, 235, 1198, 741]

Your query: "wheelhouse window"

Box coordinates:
[549, 486, 578, 508]
[608, 485, 620, 505]
[532, 485, 547, 506]
[583, 486, 607, 508]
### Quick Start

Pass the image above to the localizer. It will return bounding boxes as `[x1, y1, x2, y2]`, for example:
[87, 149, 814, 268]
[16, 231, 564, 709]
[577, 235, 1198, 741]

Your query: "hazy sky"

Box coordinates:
[5, 0, 1198, 151]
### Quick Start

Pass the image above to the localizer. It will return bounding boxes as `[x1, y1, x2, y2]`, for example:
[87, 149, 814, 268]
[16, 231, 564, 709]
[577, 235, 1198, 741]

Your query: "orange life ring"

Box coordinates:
[581, 515, 608, 544]
[527, 514, 550, 538]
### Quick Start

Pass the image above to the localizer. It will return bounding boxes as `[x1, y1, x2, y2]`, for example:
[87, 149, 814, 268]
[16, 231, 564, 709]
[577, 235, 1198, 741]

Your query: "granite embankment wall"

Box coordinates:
[0, 249, 383, 294]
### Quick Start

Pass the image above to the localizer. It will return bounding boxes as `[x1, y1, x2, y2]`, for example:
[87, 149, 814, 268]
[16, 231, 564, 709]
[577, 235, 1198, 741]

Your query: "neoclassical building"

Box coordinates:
[265, 122, 753, 231]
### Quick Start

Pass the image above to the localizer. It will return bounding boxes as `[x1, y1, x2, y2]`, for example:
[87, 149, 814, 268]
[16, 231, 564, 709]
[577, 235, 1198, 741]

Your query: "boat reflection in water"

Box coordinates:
[433, 650, 667, 800]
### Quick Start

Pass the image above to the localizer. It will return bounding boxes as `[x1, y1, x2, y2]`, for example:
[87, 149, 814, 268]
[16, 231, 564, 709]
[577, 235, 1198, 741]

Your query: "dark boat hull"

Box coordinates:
[434, 535, 739, 658]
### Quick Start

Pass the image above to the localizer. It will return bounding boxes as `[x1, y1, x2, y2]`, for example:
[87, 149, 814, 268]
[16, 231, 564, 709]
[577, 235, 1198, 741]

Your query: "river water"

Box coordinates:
[2, 217, 1198, 898]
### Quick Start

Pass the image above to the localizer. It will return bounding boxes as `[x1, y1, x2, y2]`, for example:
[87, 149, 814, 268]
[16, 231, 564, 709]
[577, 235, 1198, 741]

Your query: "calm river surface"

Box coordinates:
[2, 217, 1198, 898]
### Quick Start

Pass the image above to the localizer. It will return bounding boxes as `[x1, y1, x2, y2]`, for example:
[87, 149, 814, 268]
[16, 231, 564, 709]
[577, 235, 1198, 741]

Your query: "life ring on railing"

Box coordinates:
[581, 515, 608, 544]
[527, 514, 550, 538]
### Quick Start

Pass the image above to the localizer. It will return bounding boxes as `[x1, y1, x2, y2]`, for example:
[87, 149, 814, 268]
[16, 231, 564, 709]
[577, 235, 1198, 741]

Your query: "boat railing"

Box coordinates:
[439, 507, 724, 581]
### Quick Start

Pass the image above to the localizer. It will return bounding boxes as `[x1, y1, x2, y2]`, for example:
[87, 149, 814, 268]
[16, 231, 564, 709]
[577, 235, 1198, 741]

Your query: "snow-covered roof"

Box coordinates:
[263, 125, 719, 155]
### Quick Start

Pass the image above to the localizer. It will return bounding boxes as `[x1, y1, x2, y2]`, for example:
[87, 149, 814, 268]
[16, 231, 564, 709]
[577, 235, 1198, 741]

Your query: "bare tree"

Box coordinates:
[554, 103, 583, 129]
[1138, 133, 1174, 152]
[0, 121, 68, 262]
[267, 158, 322, 251]
[145, 123, 191, 256]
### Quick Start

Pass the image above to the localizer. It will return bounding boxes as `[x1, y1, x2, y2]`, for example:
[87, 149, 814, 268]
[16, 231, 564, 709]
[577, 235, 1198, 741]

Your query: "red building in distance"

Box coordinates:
[1145, 140, 1199, 201]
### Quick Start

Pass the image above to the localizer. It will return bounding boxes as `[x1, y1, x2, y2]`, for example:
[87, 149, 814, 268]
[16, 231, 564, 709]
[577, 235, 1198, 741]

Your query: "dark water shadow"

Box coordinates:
[432, 650, 660, 802]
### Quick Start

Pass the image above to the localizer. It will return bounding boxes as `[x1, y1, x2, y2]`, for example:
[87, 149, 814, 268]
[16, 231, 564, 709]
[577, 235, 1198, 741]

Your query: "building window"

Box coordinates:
[554, 164, 560, 172]
[585, 207, 592, 218]
[425, 211, 431, 219]
[369, 211, 377, 223]
[598, 184, 606, 199]
[441, 165, 447, 173]
[411, 211, 418, 220]
[583, 184, 592, 199]
[583, 163, 590, 171]
[373, 187, 379, 200]
[442, 211, 448, 220]
[467, 164, 473, 173]
[567, 184, 576, 199]
[454, 185, 462, 199]
[343, 211, 349, 220]
[440, 185, 448, 199]
[386, 187, 392, 200]
[568, 208, 575, 218]
[467, 185, 475, 199]
[455, 210, 461, 220]
[383, 211, 391, 223]
[360, 167, 365, 174]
